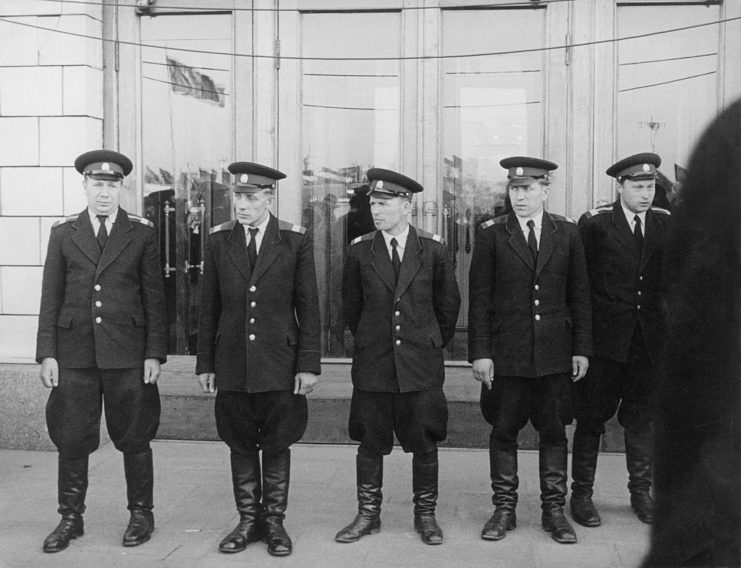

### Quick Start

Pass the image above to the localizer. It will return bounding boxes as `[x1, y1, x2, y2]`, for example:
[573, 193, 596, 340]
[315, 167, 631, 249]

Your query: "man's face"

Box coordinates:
[84, 176, 122, 216]
[509, 179, 549, 219]
[618, 178, 655, 214]
[234, 189, 273, 226]
[370, 194, 411, 234]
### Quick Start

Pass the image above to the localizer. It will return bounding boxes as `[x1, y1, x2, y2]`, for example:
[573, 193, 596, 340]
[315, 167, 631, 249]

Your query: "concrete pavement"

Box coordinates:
[0, 440, 650, 568]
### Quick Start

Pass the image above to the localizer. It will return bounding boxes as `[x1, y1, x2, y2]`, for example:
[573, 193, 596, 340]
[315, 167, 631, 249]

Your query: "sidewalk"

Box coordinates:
[0, 440, 650, 568]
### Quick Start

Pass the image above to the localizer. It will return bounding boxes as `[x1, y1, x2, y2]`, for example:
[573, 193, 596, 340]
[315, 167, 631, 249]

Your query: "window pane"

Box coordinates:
[301, 12, 401, 357]
[442, 8, 546, 360]
[140, 14, 233, 354]
[617, 5, 719, 204]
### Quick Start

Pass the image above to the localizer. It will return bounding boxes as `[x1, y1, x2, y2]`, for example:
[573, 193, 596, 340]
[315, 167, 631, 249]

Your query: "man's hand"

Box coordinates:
[571, 356, 589, 382]
[472, 358, 495, 390]
[198, 373, 216, 394]
[40, 357, 59, 388]
[143, 358, 161, 384]
[294, 372, 318, 396]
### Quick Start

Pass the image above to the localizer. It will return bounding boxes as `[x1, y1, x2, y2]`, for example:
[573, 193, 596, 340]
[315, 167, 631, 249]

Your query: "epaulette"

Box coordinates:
[581, 205, 612, 221]
[549, 213, 577, 225]
[415, 228, 444, 244]
[52, 215, 78, 228]
[209, 220, 236, 235]
[350, 231, 376, 246]
[129, 214, 155, 229]
[278, 220, 307, 235]
[651, 206, 671, 215]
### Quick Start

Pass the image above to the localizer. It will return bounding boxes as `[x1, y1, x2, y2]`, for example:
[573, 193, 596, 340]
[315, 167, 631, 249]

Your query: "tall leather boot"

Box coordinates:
[262, 449, 292, 556]
[412, 456, 443, 545]
[219, 452, 263, 553]
[625, 426, 654, 524]
[335, 455, 383, 543]
[43, 456, 88, 553]
[570, 425, 602, 526]
[481, 449, 518, 541]
[122, 450, 155, 547]
[540, 444, 577, 544]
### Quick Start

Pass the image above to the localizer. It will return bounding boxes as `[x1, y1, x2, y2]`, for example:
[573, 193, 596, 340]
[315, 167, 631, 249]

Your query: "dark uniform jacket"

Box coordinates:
[468, 212, 592, 377]
[196, 214, 321, 393]
[36, 208, 167, 369]
[342, 226, 461, 393]
[578, 202, 671, 363]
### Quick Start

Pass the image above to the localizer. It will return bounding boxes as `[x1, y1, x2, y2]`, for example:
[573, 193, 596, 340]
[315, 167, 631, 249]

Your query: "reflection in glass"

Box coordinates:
[140, 14, 233, 354]
[301, 12, 401, 357]
[617, 5, 720, 209]
[442, 8, 546, 358]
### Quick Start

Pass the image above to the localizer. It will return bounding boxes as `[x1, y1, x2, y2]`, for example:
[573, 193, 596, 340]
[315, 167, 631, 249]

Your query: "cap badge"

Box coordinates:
[642, 164, 650, 172]
[240, 174, 249, 183]
[516, 167, 524, 176]
[101, 162, 110, 171]
[376, 180, 384, 189]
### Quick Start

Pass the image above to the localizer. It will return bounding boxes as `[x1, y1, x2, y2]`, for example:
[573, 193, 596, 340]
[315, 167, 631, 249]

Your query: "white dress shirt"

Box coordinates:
[381, 225, 409, 262]
[244, 214, 271, 254]
[515, 210, 544, 248]
[89, 208, 117, 236]
[622, 204, 646, 237]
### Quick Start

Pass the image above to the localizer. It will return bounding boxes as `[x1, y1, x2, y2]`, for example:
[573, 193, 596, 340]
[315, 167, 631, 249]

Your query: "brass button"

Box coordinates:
[395, 339, 401, 346]
[395, 325, 400, 331]
[535, 314, 541, 321]
[637, 291, 642, 296]
[249, 334, 256, 341]
[95, 317, 102, 324]
[250, 301, 256, 308]
[249, 318, 255, 324]
[95, 301, 102, 308]
[534, 284, 540, 291]
[534, 300, 540, 306]
[394, 311, 400, 317]
[94, 284, 101, 291]
[249, 285, 257, 292]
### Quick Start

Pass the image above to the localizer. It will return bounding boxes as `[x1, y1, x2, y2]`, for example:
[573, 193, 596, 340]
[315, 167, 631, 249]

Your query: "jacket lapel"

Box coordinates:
[535, 213, 557, 278]
[370, 231, 397, 293]
[612, 201, 641, 262]
[250, 215, 281, 285]
[71, 210, 100, 265]
[227, 222, 251, 282]
[640, 208, 659, 270]
[395, 226, 423, 297]
[96, 209, 133, 277]
[506, 213, 535, 270]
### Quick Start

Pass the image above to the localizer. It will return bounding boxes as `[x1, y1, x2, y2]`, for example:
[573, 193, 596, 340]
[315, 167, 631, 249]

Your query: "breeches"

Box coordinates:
[46, 367, 161, 459]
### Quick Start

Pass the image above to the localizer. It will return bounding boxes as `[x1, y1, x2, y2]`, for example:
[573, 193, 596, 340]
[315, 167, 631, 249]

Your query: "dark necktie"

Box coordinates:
[96, 215, 108, 250]
[633, 215, 644, 251]
[390, 237, 401, 283]
[247, 227, 258, 268]
[527, 219, 538, 262]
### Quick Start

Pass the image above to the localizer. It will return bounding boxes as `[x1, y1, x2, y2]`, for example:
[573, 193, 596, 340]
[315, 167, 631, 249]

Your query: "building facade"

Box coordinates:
[0, 0, 739, 445]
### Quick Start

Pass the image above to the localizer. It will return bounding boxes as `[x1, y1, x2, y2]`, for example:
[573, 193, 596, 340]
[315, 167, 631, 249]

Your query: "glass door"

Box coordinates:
[137, 6, 238, 354]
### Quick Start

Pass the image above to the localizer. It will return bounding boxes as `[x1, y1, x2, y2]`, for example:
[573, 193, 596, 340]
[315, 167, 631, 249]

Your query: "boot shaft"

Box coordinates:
[57, 456, 89, 517]
[124, 450, 154, 512]
[262, 449, 291, 520]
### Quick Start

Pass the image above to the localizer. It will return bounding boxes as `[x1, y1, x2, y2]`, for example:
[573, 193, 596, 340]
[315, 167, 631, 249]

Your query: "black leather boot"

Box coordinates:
[570, 425, 602, 527]
[43, 456, 88, 553]
[122, 450, 155, 547]
[540, 444, 577, 544]
[335, 455, 383, 543]
[262, 449, 292, 556]
[412, 457, 443, 545]
[481, 449, 518, 541]
[626, 426, 654, 524]
[219, 452, 263, 553]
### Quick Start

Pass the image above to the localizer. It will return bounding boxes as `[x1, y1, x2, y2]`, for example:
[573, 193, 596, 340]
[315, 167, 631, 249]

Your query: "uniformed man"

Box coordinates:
[468, 157, 592, 545]
[571, 153, 671, 527]
[36, 150, 167, 552]
[196, 162, 321, 557]
[336, 168, 460, 546]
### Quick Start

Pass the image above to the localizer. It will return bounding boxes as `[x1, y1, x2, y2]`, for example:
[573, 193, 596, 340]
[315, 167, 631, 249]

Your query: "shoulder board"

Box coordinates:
[415, 228, 444, 244]
[582, 206, 612, 221]
[128, 214, 155, 229]
[52, 215, 78, 228]
[209, 220, 236, 235]
[651, 206, 671, 215]
[278, 220, 307, 235]
[350, 231, 376, 246]
[550, 213, 577, 225]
